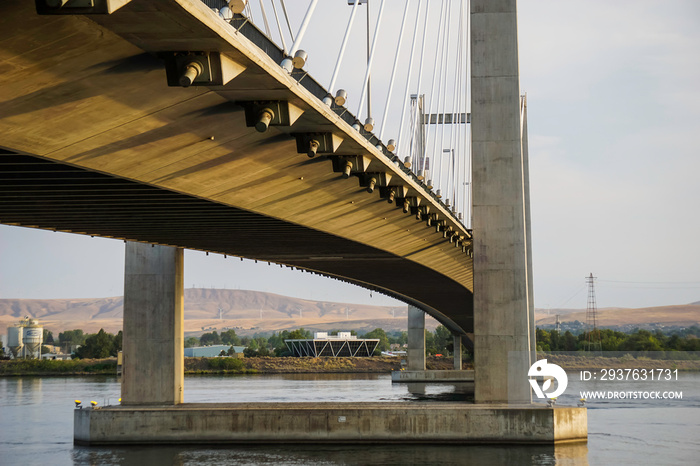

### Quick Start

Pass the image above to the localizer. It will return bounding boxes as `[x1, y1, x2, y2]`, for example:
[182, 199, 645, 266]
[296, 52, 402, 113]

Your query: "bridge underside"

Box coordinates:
[0, 0, 473, 333]
[0, 149, 472, 333]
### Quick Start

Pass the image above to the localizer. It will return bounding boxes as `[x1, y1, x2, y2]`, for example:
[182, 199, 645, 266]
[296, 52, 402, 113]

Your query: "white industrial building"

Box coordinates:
[285, 332, 379, 358]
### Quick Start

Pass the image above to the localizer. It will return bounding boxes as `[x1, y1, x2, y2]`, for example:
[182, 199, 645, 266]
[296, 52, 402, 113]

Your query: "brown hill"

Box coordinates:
[0, 289, 410, 337]
[3, 289, 698, 338]
[535, 304, 700, 327]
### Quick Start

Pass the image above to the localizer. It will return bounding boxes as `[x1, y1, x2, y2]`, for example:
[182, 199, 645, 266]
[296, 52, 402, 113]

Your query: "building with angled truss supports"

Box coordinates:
[285, 332, 380, 358]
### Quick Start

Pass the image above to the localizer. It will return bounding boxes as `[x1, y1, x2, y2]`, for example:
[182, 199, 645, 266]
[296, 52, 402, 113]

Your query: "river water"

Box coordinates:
[1, 372, 699, 465]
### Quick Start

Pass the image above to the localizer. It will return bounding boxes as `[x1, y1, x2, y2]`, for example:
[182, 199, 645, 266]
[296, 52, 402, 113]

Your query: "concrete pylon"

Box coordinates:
[453, 335, 462, 370]
[407, 305, 426, 371]
[471, 0, 533, 403]
[122, 242, 184, 405]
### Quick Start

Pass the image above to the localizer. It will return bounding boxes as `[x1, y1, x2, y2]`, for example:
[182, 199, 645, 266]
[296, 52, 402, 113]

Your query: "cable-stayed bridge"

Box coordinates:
[0, 0, 587, 445]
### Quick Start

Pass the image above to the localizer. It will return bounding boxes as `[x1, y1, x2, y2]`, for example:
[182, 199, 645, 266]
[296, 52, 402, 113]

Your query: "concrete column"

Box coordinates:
[453, 335, 462, 370]
[471, 0, 532, 403]
[122, 242, 184, 405]
[407, 305, 425, 371]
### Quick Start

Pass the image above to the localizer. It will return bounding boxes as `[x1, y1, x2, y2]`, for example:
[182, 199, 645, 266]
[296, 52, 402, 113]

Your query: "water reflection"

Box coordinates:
[72, 443, 589, 466]
[4, 373, 700, 465]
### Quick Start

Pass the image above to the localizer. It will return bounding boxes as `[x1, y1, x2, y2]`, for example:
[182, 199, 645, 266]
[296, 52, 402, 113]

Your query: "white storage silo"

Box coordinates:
[7, 325, 23, 359]
[22, 321, 43, 359]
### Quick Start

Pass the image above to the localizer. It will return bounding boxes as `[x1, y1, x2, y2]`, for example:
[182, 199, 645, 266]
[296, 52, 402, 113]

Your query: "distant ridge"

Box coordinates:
[0, 288, 409, 336]
[2, 290, 698, 337]
[535, 304, 700, 328]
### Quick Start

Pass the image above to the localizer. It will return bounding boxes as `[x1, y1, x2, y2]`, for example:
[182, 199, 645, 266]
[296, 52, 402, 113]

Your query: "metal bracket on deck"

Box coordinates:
[240, 101, 304, 133]
[359, 173, 392, 193]
[293, 133, 343, 158]
[330, 155, 372, 179]
[161, 52, 246, 88]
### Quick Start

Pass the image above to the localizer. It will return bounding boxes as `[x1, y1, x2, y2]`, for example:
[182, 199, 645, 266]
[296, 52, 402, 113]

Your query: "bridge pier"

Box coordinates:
[121, 242, 184, 405]
[453, 335, 462, 370]
[406, 305, 426, 371]
[471, 0, 533, 404]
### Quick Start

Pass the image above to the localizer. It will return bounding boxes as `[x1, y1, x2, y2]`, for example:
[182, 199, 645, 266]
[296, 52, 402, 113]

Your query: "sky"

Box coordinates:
[1, 0, 699, 310]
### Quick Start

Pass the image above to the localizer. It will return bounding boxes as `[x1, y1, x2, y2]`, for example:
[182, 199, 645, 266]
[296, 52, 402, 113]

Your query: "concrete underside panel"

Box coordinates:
[74, 403, 587, 445]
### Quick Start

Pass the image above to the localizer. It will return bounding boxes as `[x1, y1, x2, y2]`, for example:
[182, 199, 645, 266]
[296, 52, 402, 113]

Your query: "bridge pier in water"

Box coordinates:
[121, 242, 184, 405]
[391, 307, 474, 384]
[407, 305, 426, 371]
[471, 0, 533, 405]
[453, 335, 462, 370]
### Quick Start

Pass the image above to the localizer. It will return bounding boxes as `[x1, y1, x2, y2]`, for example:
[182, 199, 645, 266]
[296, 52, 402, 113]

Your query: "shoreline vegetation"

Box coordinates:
[2, 353, 700, 376]
[0, 356, 459, 377]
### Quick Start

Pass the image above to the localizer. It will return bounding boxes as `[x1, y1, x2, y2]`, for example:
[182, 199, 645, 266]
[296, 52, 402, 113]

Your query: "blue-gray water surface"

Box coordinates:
[1, 372, 699, 465]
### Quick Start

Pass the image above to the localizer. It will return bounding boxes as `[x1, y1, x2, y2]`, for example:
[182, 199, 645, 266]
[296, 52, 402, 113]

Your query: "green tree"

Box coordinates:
[248, 339, 260, 351]
[287, 328, 312, 340]
[619, 330, 663, 352]
[362, 328, 390, 353]
[59, 329, 86, 345]
[536, 328, 551, 351]
[200, 331, 221, 346]
[221, 329, 241, 346]
[74, 329, 117, 359]
[113, 330, 122, 354]
[185, 337, 199, 348]
[433, 325, 452, 355]
[549, 330, 561, 351]
[43, 329, 55, 344]
[59, 329, 86, 353]
[425, 329, 437, 355]
[562, 331, 578, 351]
[387, 331, 408, 346]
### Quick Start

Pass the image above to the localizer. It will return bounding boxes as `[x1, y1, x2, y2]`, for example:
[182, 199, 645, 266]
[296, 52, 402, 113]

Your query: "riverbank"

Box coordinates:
[3, 353, 699, 376]
[541, 353, 700, 371]
[0, 356, 461, 376]
[0, 358, 117, 376]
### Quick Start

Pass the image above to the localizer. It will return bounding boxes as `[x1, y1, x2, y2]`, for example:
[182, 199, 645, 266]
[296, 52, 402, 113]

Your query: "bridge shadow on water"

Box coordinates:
[72, 443, 589, 466]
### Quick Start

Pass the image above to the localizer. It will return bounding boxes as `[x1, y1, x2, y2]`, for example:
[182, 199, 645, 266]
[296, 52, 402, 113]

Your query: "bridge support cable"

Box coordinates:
[356, 0, 388, 130]
[270, 0, 288, 55]
[449, 0, 466, 215]
[378, 0, 412, 142]
[413, 2, 432, 178]
[427, 1, 450, 197]
[420, 0, 447, 187]
[464, 0, 472, 228]
[395, 0, 425, 163]
[280, 0, 319, 73]
[280, 0, 295, 42]
[437, 1, 455, 202]
[257, 0, 272, 38]
[324, 0, 362, 107]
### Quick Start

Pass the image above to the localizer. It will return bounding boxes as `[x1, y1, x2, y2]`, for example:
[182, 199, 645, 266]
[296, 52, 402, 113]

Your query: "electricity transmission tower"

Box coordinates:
[585, 273, 602, 351]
